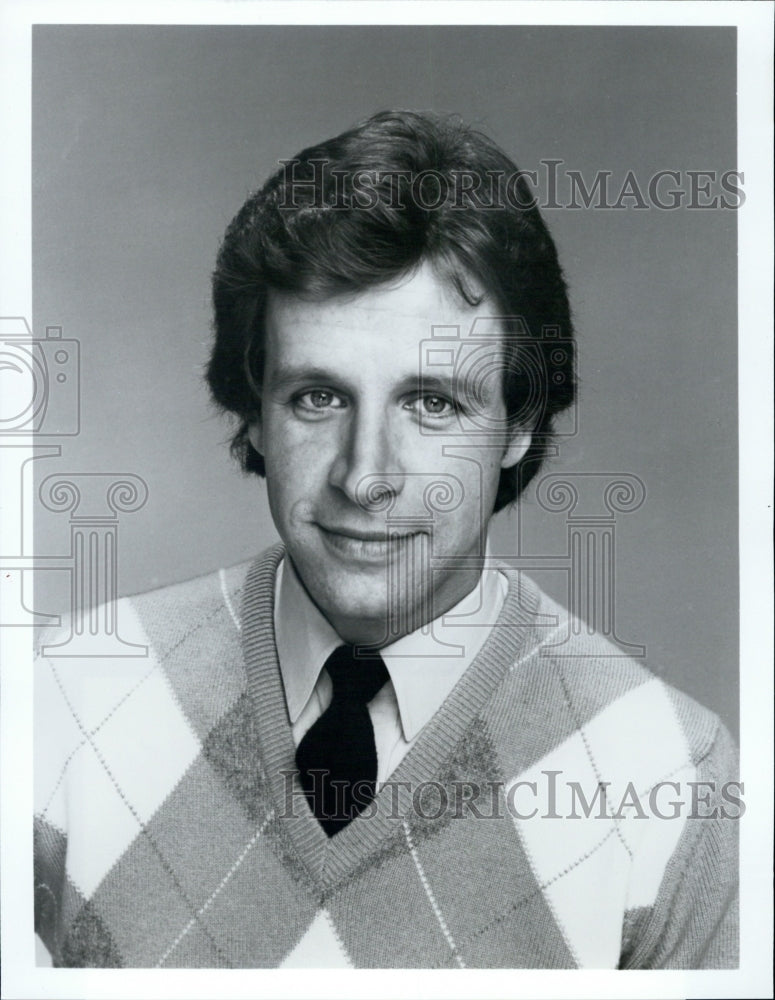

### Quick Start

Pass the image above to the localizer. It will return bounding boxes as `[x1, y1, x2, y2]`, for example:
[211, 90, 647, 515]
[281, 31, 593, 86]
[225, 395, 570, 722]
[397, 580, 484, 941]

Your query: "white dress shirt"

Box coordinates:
[274, 554, 507, 785]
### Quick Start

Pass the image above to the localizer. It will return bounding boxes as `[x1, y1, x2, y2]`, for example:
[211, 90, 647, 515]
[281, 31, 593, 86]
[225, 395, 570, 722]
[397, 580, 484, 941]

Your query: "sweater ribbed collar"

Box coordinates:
[241, 543, 541, 887]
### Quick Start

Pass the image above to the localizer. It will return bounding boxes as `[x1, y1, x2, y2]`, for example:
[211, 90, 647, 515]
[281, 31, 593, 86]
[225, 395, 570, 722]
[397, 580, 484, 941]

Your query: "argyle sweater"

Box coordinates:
[34, 544, 739, 968]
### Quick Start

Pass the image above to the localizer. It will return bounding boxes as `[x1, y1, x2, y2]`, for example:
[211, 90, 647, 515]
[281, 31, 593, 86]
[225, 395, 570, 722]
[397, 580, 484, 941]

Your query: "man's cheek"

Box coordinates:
[266, 433, 326, 484]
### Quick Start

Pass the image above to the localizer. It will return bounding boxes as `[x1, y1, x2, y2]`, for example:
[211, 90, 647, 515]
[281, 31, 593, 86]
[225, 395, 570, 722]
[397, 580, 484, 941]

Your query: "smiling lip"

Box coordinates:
[317, 524, 425, 561]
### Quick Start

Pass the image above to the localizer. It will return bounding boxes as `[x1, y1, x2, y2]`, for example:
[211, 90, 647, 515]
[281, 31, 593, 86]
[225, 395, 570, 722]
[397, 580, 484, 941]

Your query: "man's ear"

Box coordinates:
[247, 419, 263, 456]
[500, 428, 532, 470]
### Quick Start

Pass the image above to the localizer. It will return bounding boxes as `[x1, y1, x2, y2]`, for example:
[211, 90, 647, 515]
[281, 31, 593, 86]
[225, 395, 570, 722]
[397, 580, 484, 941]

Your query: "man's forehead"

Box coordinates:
[264, 263, 501, 338]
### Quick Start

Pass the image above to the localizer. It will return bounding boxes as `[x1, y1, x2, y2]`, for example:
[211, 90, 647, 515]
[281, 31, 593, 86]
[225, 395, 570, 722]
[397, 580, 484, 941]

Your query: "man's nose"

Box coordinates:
[327, 406, 404, 509]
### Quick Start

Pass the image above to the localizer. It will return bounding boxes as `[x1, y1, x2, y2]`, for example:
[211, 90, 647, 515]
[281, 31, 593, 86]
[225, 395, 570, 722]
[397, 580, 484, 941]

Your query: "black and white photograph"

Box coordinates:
[0, 2, 772, 998]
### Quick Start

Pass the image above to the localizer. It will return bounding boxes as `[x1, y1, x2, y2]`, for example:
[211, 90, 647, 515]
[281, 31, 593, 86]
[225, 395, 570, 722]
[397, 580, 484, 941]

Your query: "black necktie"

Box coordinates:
[295, 645, 389, 837]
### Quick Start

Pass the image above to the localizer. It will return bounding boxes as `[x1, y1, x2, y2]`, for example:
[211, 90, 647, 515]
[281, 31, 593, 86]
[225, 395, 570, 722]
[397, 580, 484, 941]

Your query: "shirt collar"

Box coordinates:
[274, 557, 342, 725]
[274, 548, 507, 742]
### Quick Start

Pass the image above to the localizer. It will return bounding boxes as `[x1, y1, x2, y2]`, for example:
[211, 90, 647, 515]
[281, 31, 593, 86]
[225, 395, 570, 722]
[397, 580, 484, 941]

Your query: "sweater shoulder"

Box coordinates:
[35, 554, 261, 665]
[127, 556, 254, 642]
[33, 552, 275, 818]
[491, 570, 731, 772]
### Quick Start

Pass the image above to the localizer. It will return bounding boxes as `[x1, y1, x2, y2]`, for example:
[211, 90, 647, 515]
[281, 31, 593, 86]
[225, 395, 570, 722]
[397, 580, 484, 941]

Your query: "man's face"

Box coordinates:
[250, 262, 530, 645]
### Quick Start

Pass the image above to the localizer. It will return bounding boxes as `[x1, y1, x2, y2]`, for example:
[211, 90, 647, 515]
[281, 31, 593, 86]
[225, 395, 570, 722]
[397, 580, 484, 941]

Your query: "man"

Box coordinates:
[34, 110, 738, 968]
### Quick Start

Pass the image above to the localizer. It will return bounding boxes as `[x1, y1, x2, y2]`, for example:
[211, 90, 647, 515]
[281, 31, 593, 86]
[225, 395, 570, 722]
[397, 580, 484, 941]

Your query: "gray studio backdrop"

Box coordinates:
[31, 25, 738, 737]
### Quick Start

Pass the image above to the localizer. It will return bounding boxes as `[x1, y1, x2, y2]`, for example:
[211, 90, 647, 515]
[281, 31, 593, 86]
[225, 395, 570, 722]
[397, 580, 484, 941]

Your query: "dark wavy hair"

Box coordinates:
[208, 110, 575, 511]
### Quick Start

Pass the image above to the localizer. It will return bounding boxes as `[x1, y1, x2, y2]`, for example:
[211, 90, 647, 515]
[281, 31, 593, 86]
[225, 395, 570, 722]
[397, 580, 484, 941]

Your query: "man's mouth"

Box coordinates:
[316, 524, 426, 561]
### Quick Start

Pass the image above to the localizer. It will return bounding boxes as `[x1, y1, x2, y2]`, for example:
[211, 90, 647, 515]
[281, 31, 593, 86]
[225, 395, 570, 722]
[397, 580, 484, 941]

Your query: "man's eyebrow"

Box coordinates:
[265, 365, 354, 392]
[414, 373, 459, 394]
[415, 372, 492, 400]
[265, 366, 487, 399]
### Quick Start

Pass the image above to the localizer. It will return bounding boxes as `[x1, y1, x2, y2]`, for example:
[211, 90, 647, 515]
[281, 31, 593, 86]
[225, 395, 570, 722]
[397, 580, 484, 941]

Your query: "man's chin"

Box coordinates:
[309, 580, 429, 645]
[287, 538, 436, 641]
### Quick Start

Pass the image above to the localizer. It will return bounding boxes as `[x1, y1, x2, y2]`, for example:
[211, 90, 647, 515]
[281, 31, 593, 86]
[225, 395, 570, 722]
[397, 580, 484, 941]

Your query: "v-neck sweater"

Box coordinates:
[35, 544, 738, 968]
[273, 553, 509, 783]
[241, 546, 544, 887]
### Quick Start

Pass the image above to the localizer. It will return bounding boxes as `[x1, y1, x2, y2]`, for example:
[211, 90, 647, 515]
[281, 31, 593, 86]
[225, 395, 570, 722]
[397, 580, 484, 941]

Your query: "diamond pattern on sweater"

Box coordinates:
[61, 900, 123, 968]
[509, 729, 617, 870]
[191, 819, 319, 967]
[280, 910, 352, 967]
[399, 717, 502, 845]
[34, 569, 281, 968]
[35, 660, 95, 832]
[154, 812, 279, 967]
[201, 692, 273, 823]
[484, 645, 583, 779]
[554, 645, 651, 724]
[579, 678, 691, 803]
[451, 886, 576, 968]
[58, 733, 145, 899]
[88, 819, 228, 968]
[132, 575, 247, 741]
[483, 596, 651, 783]
[60, 874, 95, 958]
[506, 677, 697, 967]
[157, 922, 225, 968]
[143, 754, 261, 909]
[42, 660, 201, 900]
[411, 778, 563, 965]
[537, 821, 631, 967]
[326, 844, 455, 968]
[89, 667, 200, 825]
[34, 650, 158, 842]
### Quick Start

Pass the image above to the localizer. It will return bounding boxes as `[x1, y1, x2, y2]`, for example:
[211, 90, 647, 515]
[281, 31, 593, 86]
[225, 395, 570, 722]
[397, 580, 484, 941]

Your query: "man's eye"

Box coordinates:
[422, 395, 452, 415]
[293, 390, 347, 414]
[405, 394, 458, 421]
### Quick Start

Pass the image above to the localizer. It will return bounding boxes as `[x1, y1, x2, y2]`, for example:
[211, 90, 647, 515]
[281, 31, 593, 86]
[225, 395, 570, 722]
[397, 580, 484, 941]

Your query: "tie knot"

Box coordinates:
[325, 645, 389, 706]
